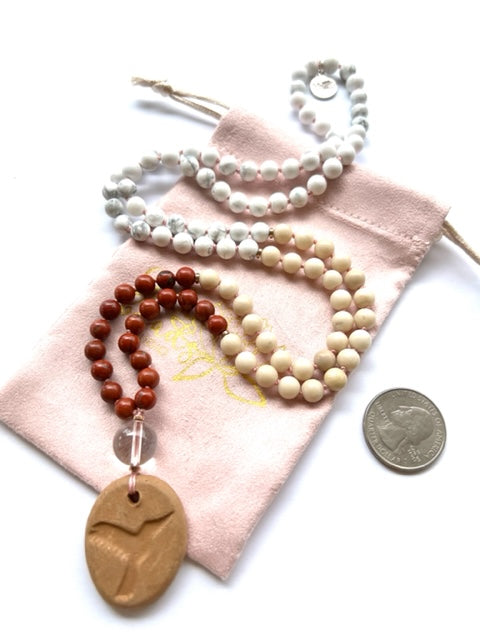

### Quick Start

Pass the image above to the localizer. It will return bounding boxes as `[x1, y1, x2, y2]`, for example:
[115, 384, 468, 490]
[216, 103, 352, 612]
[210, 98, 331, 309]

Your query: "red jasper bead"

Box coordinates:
[91, 359, 113, 381]
[100, 381, 123, 403]
[194, 300, 215, 322]
[135, 387, 157, 410]
[130, 350, 152, 370]
[137, 367, 160, 388]
[175, 266, 196, 288]
[178, 289, 198, 311]
[114, 283, 136, 304]
[207, 314, 228, 335]
[114, 397, 136, 419]
[156, 270, 176, 289]
[100, 299, 121, 320]
[139, 298, 160, 320]
[157, 288, 177, 310]
[84, 339, 106, 361]
[118, 332, 140, 353]
[125, 314, 145, 335]
[134, 274, 156, 296]
[90, 318, 111, 340]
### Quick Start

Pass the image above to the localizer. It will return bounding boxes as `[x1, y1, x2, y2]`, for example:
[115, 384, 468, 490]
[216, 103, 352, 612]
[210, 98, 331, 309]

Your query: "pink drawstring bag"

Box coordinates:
[0, 108, 448, 579]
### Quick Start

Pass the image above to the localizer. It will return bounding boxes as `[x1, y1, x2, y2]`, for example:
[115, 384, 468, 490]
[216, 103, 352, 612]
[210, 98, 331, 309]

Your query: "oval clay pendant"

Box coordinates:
[85, 474, 187, 608]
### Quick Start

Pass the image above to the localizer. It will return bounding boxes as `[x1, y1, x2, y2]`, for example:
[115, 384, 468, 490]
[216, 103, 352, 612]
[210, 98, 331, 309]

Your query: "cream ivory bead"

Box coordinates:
[270, 192, 289, 213]
[278, 376, 301, 400]
[301, 379, 324, 403]
[330, 289, 352, 310]
[314, 349, 336, 371]
[292, 357, 314, 382]
[255, 365, 279, 388]
[331, 254, 352, 272]
[273, 224, 293, 244]
[261, 246, 281, 267]
[326, 331, 349, 352]
[307, 174, 327, 196]
[332, 310, 354, 332]
[220, 333, 243, 356]
[256, 331, 278, 354]
[322, 270, 343, 290]
[270, 350, 292, 373]
[282, 252, 302, 274]
[303, 258, 325, 279]
[354, 308, 376, 330]
[235, 351, 257, 374]
[198, 269, 220, 290]
[314, 239, 334, 259]
[232, 295, 253, 317]
[336, 348, 360, 371]
[353, 287, 375, 308]
[324, 367, 347, 391]
[294, 231, 314, 251]
[241, 313, 263, 335]
[344, 268, 366, 290]
[218, 278, 239, 300]
[349, 329, 371, 352]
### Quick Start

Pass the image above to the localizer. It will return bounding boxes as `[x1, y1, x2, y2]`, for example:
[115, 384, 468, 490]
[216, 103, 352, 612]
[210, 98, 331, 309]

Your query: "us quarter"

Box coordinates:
[363, 388, 446, 472]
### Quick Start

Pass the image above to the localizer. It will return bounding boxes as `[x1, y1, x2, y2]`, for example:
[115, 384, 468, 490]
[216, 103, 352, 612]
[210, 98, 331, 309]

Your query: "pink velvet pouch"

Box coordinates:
[0, 108, 448, 579]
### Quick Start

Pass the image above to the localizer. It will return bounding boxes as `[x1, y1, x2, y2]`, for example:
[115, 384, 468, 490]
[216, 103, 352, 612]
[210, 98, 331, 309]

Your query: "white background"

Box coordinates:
[1, 2, 479, 638]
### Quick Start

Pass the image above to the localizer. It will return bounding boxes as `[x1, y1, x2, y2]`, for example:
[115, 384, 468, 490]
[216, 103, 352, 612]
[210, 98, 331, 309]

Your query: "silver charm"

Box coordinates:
[309, 74, 338, 100]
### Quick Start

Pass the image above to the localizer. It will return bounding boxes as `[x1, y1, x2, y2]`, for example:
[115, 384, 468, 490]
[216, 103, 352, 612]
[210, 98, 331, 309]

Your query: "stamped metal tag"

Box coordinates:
[309, 74, 338, 100]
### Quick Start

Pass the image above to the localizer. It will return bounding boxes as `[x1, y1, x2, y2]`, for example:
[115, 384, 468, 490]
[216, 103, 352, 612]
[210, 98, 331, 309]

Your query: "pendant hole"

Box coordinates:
[128, 491, 140, 504]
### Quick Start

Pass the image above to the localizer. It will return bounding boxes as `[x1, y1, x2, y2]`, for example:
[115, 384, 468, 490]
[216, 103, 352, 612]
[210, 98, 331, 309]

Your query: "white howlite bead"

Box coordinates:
[161, 151, 180, 168]
[261, 245, 281, 267]
[122, 164, 143, 182]
[292, 357, 314, 382]
[200, 147, 220, 168]
[331, 254, 352, 272]
[299, 105, 317, 125]
[199, 269, 220, 290]
[336, 348, 360, 371]
[270, 192, 289, 214]
[319, 143, 337, 161]
[337, 143, 356, 166]
[326, 331, 349, 352]
[240, 160, 258, 182]
[113, 214, 130, 232]
[167, 214, 185, 235]
[218, 278, 239, 300]
[327, 135, 344, 149]
[256, 331, 278, 354]
[344, 268, 366, 290]
[140, 152, 160, 171]
[301, 150, 320, 171]
[273, 223, 293, 244]
[349, 329, 372, 352]
[172, 232, 194, 254]
[105, 198, 124, 218]
[332, 310, 354, 332]
[211, 181, 231, 202]
[314, 238, 334, 259]
[351, 104, 368, 118]
[229, 191, 248, 214]
[347, 134, 365, 153]
[235, 351, 257, 374]
[232, 295, 253, 317]
[294, 231, 314, 251]
[270, 349, 293, 373]
[186, 219, 207, 239]
[304, 257, 325, 279]
[103, 181, 119, 199]
[218, 154, 238, 176]
[183, 147, 200, 159]
[330, 289, 352, 310]
[346, 74, 364, 93]
[145, 208, 165, 227]
[323, 157, 343, 179]
[350, 89, 367, 104]
[216, 237, 237, 260]
[117, 178, 137, 197]
[354, 308, 376, 330]
[260, 160, 279, 181]
[220, 333, 243, 357]
[322, 270, 343, 290]
[180, 154, 200, 177]
[324, 367, 347, 391]
[353, 288, 375, 308]
[282, 252, 302, 274]
[110, 170, 123, 183]
[196, 168, 216, 189]
[208, 222, 227, 243]
[282, 158, 300, 179]
[238, 238, 259, 260]
[340, 64, 356, 81]
[151, 225, 172, 247]
[312, 120, 331, 137]
[306, 60, 319, 76]
[229, 221, 249, 243]
[289, 187, 309, 208]
[130, 220, 150, 241]
[352, 116, 369, 131]
[307, 174, 328, 196]
[290, 79, 307, 93]
[126, 196, 147, 217]
[314, 349, 336, 372]
[251, 222, 270, 243]
[322, 58, 339, 74]
[249, 197, 269, 217]
[194, 235, 214, 257]
[242, 313, 263, 335]
[278, 376, 301, 400]
[292, 68, 308, 81]
[256, 365, 279, 388]
[301, 379, 324, 403]
[290, 91, 308, 110]
[347, 125, 367, 139]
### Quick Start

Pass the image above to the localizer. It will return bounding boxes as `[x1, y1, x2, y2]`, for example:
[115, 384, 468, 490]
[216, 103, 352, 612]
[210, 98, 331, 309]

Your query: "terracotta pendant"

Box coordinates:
[85, 474, 187, 608]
